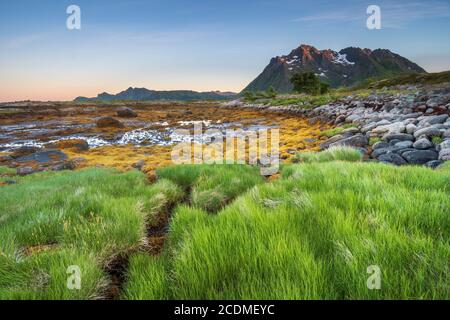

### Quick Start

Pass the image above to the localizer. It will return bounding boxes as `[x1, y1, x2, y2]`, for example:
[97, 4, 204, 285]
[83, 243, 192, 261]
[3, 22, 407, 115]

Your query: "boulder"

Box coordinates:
[132, 160, 146, 171]
[405, 123, 417, 134]
[10, 146, 40, 159]
[96, 117, 125, 128]
[413, 138, 433, 150]
[47, 139, 89, 151]
[372, 141, 389, 150]
[382, 133, 414, 142]
[402, 150, 438, 164]
[378, 153, 407, 165]
[439, 148, 450, 161]
[17, 166, 36, 176]
[320, 134, 345, 150]
[16, 149, 68, 164]
[328, 134, 368, 148]
[444, 129, 450, 138]
[395, 141, 413, 149]
[425, 160, 443, 169]
[50, 161, 76, 171]
[117, 107, 138, 118]
[372, 147, 390, 158]
[413, 127, 441, 139]
[372, 122, 405, 134]
[418, 114, 448, 126]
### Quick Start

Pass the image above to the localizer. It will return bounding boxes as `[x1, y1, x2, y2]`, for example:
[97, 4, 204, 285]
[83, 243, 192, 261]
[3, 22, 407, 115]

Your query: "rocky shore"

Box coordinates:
[225, 83, 450, 168]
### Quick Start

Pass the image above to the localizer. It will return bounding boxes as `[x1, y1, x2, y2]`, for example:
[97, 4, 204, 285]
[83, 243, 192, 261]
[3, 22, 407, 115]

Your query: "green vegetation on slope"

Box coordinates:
[361, 71, 450, 89]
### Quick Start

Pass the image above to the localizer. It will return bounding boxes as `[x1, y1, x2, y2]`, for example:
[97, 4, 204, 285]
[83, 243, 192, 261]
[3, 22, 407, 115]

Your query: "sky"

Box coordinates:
[0, 0, 450, 102]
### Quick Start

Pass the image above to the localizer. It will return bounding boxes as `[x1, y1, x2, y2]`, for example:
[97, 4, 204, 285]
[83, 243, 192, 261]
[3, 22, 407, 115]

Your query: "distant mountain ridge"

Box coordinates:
[74, 87, 237, 102]
[243, 44, 426, 93]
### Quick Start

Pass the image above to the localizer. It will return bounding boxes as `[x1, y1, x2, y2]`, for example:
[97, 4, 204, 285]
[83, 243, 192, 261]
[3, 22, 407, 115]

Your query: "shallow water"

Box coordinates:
[0, 119, 277, 151]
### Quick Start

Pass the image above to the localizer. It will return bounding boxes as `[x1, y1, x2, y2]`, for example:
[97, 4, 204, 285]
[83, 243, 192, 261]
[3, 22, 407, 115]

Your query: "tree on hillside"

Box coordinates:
[265, 86, 277, 99]
[291, 72, 329, 95]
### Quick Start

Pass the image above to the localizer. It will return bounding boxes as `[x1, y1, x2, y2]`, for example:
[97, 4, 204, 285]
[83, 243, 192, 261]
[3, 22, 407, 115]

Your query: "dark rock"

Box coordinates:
[117, 107, 138, 118]
[335, 115, 346, 124]
[328, 134, 368, 148]
[132, 160, 146, 171]
[10, 146, 40, 159]
[425, 160, 443, 169]
[413, 138, 433, 150]
[320, 134, 345, 150]
[402, 150, 438, 164]
[378, 153, 407, 165]
[418, 114, 448, 126]
[342, 127, 360, 135]
[0, 155, 13, 163]
[47, 139, 89, 151]
[372, 141, 389, 150]
[389, 139, 401, 146]
[395, 148, 416, 156]
[415, 105, 427, 113]
[16, 149, 68, 164]
[50, 161, 76, 171]
[413, 127, 441, 138]
[17, 166, 35, 176]
[395, 141, 413, 148]
[382, 133, 414, 142]
[372, 147, 390, 158]
[5, 180, 17, 185]
[96, 117, 125, 128]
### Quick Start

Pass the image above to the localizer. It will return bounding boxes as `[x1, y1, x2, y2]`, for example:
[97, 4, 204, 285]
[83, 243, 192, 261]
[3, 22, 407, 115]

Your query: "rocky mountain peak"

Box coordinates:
[243, 44, 426, 93]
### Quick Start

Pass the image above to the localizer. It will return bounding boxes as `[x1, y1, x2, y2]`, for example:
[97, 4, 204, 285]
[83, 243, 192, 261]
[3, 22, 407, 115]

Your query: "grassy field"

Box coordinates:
[0, 150, 449, 299]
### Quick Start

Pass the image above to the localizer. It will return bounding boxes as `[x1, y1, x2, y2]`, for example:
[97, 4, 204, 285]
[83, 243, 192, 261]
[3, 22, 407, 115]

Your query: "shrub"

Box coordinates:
[291, 72, 329, 95]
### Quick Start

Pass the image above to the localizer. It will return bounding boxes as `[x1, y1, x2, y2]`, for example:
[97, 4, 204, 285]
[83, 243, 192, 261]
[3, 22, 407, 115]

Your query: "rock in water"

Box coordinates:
[47, 139, 89, 151]
[96, 117, 125, 128]
[117, 107, 138, 118]
[10, 146, 40, 159]
[16, 149, 68, 163]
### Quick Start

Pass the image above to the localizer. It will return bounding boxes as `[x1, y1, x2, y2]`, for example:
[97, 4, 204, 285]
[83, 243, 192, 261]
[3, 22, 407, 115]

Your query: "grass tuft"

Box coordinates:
[292, 146, 363, 163]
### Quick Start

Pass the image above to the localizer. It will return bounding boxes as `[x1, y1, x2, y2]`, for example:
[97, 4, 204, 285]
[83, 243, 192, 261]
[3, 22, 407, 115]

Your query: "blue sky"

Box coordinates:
[0, 0, 450, 101]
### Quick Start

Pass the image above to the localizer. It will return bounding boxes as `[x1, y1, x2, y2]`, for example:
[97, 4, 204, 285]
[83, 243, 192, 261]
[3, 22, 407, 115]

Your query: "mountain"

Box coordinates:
[74, 87, 237, 102]
[242, 44, 427, 93]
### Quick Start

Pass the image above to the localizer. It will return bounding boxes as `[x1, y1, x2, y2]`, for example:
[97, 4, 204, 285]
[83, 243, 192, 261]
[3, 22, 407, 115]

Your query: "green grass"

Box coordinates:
[0, 166, 16, 175]
[157, 164, 265, 213]
[432, 136, 444, 145]
[292, 146, 363, 163]
[131, 161, 449, 299]
[1, 158, 449, 300]
[0, 168, 183, 299]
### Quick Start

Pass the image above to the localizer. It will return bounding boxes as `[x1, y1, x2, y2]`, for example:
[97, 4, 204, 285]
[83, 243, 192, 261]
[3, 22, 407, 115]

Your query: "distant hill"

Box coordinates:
[243, 44, 426, 93]
[74, 87, 237, 102]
